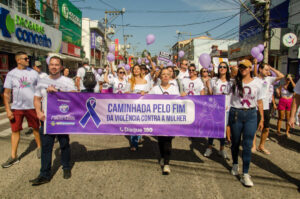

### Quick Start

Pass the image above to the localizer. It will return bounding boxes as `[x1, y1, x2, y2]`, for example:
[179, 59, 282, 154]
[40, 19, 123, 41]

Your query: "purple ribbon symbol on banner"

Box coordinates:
[79, 97, 101, 128]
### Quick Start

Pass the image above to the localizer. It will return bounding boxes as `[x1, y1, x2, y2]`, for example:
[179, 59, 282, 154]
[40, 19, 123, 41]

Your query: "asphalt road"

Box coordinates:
[0, 115, 299, 199]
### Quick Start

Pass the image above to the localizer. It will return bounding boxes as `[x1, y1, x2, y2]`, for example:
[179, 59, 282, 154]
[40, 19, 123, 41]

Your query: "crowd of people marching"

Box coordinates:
[1, 51, 300, 187]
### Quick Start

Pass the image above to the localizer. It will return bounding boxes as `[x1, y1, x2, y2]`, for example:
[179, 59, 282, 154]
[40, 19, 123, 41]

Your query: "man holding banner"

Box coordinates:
[30, 56, 76, 186]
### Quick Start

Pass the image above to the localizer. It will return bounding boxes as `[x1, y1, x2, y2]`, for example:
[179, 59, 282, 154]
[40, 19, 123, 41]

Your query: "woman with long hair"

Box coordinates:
[204, 62, 231, 159]
[276, 74, 295, 137]
[148, 68, 180, 174]
[229, 59, 264, 187]
[200, 67, 211, 95]
[62, 68, 69, 77]
[127, 64, 150, 151]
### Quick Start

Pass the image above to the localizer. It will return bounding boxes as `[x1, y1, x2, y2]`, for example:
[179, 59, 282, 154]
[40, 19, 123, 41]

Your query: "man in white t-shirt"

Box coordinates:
[75, 58, 97, 92]
[252, 61, 284, 154]
[33, 60, 47, 79]
[2, 52, 41, 168]
[177, 59, 189, 81]
[30, 56, 76, 186]
[289, 79, 300, 128]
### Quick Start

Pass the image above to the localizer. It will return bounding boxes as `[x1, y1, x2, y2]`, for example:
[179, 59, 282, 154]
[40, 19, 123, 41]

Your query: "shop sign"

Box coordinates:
[0, 4, 61, 52]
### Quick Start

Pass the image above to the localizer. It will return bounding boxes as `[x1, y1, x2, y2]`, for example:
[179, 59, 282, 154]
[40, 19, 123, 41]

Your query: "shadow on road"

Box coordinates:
[19, 139, 37, 160]
[57, 136, 204, 175]
[251, 152, 300, 190]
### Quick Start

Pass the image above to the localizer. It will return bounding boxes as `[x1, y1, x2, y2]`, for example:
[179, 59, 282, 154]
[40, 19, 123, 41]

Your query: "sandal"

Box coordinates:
[257, 148, 271, 155]
[276, 131, 283, 136]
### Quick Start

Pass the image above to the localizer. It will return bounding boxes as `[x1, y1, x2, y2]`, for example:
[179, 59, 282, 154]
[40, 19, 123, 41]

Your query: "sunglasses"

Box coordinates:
[218, 65, 227, 69]
[202, 70, 208, 73]
[189, 69, 196, 72]
[21, 57, 29, 61]
[119, 72, 125, 74]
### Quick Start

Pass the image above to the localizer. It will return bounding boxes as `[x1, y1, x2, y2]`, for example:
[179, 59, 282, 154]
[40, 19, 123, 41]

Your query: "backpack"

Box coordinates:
[83, 67, 97, 90]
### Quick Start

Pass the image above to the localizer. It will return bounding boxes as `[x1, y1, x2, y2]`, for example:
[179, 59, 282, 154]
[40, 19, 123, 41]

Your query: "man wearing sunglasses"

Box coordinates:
[2, 52, 41, 168]
[177, 59, 190, 81]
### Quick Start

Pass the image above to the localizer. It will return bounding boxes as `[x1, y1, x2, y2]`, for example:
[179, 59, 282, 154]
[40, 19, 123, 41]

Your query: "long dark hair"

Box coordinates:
[217, 62, 230, 82]
[232, 64, 253, 98]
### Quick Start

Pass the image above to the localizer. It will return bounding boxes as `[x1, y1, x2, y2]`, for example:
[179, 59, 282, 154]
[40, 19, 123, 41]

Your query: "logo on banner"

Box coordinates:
[59, 104, 69, 113]
[79, 97, 101, 128]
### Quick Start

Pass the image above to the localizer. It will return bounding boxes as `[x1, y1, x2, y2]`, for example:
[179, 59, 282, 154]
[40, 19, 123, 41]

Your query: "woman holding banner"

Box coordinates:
[149, 68, 180, 174]
[127, 64, 150, 151]
[229, 59, 264, 187]
[205, 62, 231, 159]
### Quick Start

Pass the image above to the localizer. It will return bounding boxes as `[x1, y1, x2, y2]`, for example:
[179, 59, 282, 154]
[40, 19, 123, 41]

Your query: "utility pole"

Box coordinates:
[103, 9, 125, 65]
[123, 34, 132, 62]
[263, 0, 270, 63]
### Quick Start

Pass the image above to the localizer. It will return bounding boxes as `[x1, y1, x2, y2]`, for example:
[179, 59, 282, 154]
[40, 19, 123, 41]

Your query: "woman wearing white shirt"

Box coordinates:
[181, 65, 205, 96]
[149, 68, 180, 174]
[104, 66, 128, 94]
[229, 59, 264, 187]
[205, 62, 231, 159]
[127, 64, 150, 151]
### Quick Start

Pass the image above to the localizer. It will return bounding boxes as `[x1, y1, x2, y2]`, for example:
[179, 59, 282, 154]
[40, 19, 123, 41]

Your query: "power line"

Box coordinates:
[114, 13, 239, 28]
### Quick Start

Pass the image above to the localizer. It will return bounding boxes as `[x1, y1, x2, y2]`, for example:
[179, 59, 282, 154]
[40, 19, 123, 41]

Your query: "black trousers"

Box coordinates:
[158, 136, 173, 165]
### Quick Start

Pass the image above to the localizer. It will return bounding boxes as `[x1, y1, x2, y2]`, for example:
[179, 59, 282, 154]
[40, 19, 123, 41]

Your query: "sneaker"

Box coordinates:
[159, 158, 164, 166]
[204, 148, 212, 157]
[37, 148, 41, 159]
[30, 175, 50, 186]
[1, 157, 20, 168]
[163, 165, 171, 174]
[231, 164, 239, 176]
[63, 169, 71, 179]
[240, 173, 254, 187]
[219, 150, 228, 159]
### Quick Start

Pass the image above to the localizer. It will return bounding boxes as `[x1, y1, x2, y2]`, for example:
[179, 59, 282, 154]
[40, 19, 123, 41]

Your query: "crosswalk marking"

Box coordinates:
[0, 111, 7, 116]
[0, 118, 28, 137]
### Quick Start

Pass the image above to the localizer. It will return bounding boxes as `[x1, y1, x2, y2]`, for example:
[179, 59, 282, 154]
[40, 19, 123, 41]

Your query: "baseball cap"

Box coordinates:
[239, 59, 252, 68]
[35, 61, 42, 67]
[82, 58, 90, 65]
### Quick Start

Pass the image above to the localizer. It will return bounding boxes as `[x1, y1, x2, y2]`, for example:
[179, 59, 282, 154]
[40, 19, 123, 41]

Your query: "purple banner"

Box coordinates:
[45, 92, 226, 138]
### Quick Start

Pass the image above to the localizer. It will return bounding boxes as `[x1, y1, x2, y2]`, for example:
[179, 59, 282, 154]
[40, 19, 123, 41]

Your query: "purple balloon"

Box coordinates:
[256, 53, 264, 62]
[146, 34, 155, 45]
[251, 47, 260, 58]
[98, 68, 102, 74]
[137, 58, 142, 65]
[257, 44, 264, 52]
[199, 53, 211, 68]
[178, 50, 185, 58]
[109, 44, 115, 53]
[118, 64, 122, 68]
[107, 52, 115, 62]
[46, 56, 50, 65]
[125, 64, 131, 71]
[145, 59, 149, 64]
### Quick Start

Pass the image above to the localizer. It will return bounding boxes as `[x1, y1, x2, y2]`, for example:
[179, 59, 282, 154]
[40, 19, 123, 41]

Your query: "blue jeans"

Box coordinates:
[130, 135, 141, 149]
[229, 108, 257, 174]
[39, 122, 71, 179]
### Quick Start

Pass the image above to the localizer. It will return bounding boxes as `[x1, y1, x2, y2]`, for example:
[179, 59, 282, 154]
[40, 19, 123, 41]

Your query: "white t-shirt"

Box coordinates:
[294, 79, 300, 95]
[39, 72, 48, 79]
[109, 77, 128, 94]
[177, 70, 189, 80]
[4, 67, 38, 110]
[169, 79, 179, 88]
[268, 84, 274, 103]
[210, 77, 231, 110]
[76, 65, 96, 91]
[35, 75, 76, 111]
[230, 78, 265, 109]
[149, 85, 180, 95]
[182, 78, 204, 95]
[259, 76, 276, 110]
